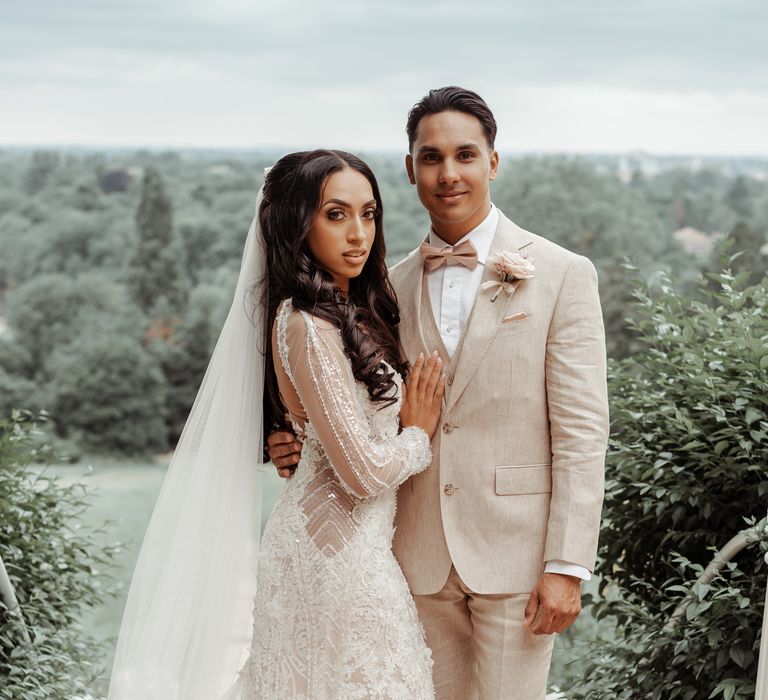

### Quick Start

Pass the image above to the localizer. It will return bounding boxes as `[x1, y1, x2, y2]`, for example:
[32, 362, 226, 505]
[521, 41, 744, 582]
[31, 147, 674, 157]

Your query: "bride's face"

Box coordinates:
[307, 167, 378, 294]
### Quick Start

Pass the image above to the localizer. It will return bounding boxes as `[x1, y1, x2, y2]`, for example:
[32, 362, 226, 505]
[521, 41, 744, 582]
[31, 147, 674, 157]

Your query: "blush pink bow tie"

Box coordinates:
[419, 239, 479, 272]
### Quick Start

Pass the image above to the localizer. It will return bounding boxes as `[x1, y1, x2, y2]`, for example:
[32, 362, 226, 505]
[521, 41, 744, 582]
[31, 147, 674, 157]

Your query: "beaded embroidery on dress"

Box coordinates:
[224, 299, 434, 700]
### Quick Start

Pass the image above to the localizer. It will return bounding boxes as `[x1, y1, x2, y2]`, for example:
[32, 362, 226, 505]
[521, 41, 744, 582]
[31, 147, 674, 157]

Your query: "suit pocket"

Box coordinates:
[496, 315, 538, 338]
[495, 463, 552, 495]
[503, 311, 530, 322]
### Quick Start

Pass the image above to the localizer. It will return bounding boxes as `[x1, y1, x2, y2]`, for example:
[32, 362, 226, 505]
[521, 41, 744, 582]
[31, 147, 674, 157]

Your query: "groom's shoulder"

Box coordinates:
[497, 210, 595, 276]
[387, 248, 421, 283]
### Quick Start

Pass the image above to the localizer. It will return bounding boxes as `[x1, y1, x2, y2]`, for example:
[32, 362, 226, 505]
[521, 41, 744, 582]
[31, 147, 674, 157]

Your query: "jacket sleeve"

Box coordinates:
[543, 255, 609, 571]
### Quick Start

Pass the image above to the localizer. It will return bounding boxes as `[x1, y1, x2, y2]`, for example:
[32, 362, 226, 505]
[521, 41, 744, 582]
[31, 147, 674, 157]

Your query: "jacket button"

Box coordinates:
[442, 422, 454, 434]
[447, 375, 454, 385]
[444, 484, 455, 496]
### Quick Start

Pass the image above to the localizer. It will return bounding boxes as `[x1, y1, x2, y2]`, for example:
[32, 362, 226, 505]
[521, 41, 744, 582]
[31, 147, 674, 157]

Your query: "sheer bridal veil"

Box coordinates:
[108, 187, 268, 700]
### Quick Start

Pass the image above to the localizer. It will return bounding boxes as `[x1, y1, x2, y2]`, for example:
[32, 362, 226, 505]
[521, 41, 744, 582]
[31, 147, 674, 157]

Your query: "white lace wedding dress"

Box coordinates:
[224, 299, 435, 699]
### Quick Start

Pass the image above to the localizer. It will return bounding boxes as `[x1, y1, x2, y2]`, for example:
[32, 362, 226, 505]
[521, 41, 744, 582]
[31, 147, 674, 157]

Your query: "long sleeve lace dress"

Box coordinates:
[225, 299, 434, 699]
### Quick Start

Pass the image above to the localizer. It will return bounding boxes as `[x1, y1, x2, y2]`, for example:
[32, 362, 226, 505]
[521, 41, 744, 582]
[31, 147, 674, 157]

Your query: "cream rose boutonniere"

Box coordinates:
[481, 251, 535, 302]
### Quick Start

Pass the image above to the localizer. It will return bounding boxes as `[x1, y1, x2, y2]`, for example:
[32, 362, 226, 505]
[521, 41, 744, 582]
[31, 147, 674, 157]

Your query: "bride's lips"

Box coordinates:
[342, 249, 368, 264]
[435, 191, 468, 205]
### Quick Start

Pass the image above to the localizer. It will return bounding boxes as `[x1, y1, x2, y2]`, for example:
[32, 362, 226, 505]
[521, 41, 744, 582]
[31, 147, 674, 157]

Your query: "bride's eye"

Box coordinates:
[327, 209, 345, 221]
[362, 208, 377, 220]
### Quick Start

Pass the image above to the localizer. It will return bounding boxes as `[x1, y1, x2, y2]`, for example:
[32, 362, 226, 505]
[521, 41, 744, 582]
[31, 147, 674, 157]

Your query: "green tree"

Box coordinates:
[5, 272, 145, 370]
[491, 156, 671, 265]
[594, 260, 645, 359]
[726, 176, 754, 221]
[46, 333, 168, 455]
[23, 151, 59, 195]
[0, 207, 35, 290]
[128, 167, 189, 314]
[639, 167, 733, 234]
[490, 156, 697, 358]
[0, 369, 45, 418]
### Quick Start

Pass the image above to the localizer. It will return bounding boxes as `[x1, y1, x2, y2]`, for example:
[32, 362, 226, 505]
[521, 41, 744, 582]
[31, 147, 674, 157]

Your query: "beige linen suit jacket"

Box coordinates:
[388, 211, 609, 596]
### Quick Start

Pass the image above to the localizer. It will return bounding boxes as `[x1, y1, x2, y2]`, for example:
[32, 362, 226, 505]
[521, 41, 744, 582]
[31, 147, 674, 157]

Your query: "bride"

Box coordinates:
[108, 150, 444, 699]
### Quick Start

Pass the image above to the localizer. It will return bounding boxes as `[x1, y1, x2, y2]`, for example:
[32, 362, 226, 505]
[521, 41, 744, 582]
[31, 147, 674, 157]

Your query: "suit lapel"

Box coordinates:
[445, 213, 534, 413]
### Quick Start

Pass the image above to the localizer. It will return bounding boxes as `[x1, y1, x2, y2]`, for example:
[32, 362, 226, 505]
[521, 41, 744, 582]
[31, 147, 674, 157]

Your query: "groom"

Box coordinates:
[269, 86, 609, 699]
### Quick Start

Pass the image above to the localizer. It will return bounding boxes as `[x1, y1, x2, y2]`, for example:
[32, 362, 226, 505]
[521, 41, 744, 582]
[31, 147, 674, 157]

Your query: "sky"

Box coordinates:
[2, 0, 767, 154]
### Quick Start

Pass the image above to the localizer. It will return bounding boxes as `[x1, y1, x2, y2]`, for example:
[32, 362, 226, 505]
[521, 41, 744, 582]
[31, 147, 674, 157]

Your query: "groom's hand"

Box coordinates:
[523, 572, 581, 635]
[268, 430, 302, 478]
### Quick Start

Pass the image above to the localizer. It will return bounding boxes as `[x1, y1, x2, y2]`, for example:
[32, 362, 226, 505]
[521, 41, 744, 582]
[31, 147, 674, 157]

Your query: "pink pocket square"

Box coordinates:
[502, 311, 531, 323]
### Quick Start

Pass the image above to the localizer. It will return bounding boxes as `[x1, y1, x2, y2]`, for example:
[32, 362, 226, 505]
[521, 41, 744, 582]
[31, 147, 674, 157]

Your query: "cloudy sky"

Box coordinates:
[2, 0, 767, 154]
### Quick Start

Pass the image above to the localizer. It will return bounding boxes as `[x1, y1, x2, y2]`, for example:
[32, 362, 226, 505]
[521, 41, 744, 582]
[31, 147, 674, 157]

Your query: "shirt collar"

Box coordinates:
[428, 203, 499, 265]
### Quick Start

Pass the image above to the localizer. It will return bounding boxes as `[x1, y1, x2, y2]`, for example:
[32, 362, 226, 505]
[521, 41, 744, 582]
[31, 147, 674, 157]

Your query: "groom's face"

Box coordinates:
[405, 110, 499, 241]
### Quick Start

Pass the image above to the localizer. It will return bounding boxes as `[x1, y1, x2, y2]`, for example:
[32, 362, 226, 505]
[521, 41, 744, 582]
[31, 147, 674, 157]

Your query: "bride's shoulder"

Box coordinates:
[277, 298, 338, 340]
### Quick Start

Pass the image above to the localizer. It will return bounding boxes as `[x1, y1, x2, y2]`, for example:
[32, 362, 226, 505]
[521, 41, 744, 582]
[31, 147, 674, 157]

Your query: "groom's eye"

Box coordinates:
[459, 151, 475, 160]
[422, 153, 440, 162]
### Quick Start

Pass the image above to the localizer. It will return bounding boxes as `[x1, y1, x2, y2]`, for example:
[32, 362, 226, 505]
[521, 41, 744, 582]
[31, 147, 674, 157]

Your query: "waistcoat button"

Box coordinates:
[442, 422, 454, 434]
[444, 484, 455, 496]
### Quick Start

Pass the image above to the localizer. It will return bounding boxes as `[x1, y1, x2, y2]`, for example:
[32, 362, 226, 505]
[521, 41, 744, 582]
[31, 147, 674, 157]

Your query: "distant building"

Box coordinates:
[206, 163, 235, 177]
[673, 226, 718, 256]
[615, 152, 661, 183]
[99, 169, 131, 193]
[616, 157, 634, 184]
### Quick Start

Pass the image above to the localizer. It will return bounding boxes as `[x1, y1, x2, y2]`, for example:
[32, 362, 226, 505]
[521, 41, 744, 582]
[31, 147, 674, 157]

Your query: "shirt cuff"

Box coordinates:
[544, 560, 591, 581]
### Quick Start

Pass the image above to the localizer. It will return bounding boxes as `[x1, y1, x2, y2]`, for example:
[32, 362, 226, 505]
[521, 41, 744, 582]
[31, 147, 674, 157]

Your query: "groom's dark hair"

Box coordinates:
[406, 86, 497, 151]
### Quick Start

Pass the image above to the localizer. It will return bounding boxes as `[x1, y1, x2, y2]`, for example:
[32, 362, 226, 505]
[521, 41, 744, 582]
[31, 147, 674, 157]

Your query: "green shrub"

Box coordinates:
[569, 267, 768, 699]
[46, 334, 168, 456]
[0, 368, 46, 418]
[5, 272, 145, 371]
[0, 410, 119, 699]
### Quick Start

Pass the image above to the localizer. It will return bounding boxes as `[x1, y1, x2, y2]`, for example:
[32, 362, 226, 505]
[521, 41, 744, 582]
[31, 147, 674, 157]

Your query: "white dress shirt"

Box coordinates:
[425, 203, 591, 582]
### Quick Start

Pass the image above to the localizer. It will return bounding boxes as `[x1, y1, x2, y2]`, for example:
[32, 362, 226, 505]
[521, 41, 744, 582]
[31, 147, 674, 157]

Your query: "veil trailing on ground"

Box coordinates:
[108, 187, 268, 700]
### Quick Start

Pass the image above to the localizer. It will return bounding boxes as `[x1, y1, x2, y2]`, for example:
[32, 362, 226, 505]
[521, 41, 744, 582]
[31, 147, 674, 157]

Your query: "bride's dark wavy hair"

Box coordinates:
[259, 149, 406, 434]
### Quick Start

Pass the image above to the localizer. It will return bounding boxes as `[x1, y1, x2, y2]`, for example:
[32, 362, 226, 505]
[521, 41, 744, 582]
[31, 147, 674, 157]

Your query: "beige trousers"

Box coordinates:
[413, 566, 555, 700]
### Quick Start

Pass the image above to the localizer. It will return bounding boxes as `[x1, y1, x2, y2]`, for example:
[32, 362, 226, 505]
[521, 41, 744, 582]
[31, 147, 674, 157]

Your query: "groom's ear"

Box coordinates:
[489, 149, 500, 182]
[405, 154, 416, 185]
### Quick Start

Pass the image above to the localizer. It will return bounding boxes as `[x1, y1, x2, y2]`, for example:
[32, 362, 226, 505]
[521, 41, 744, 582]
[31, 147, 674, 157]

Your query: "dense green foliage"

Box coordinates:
[568, 267, 768, 699]
[128, 166, 190, 313]
[0, 148, 765, 454]
[47, 333, 168, 454]
[0, 411, 118, 699]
